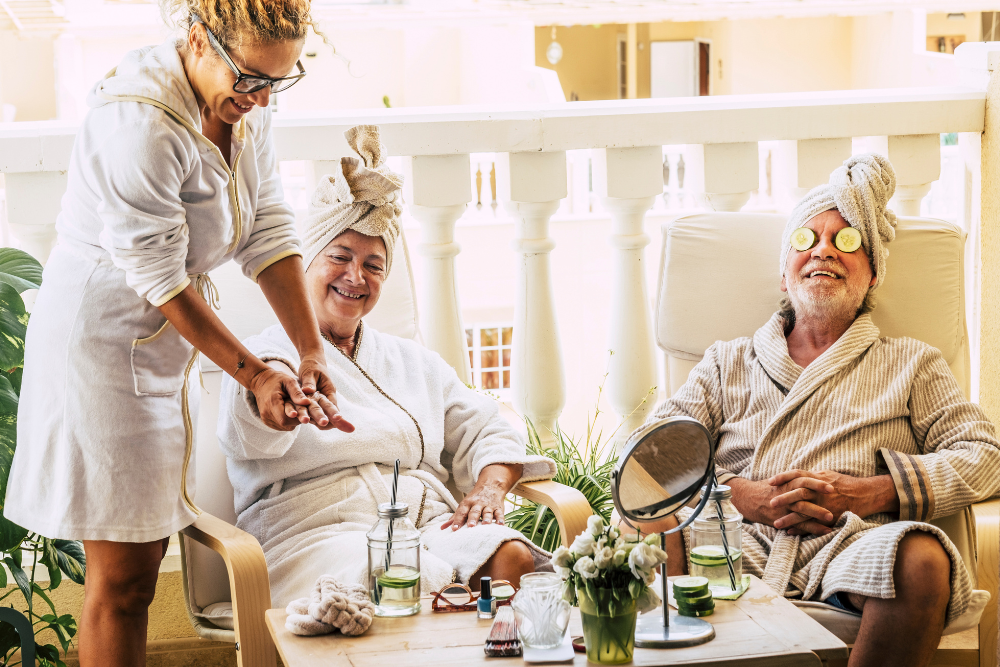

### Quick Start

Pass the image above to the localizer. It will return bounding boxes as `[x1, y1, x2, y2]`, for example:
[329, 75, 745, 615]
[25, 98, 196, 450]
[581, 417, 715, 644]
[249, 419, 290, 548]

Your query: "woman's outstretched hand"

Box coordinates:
[442, 463, 523, 530]
[249, 367, 315, 432]
[298, 356, 354, 432]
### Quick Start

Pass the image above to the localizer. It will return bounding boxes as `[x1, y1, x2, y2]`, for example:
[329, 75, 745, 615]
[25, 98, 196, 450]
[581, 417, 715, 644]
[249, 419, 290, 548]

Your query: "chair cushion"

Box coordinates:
[655, 213, 967, 381]
[794, 588, 990, 642]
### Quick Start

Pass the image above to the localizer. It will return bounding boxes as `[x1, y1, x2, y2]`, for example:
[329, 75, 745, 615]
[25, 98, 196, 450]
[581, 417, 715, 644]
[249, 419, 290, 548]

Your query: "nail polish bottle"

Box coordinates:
[477, 576, 497, 619]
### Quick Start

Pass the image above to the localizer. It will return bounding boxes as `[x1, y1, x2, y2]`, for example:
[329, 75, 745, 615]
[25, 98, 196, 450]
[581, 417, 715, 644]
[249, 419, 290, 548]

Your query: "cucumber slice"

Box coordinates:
[835, 226, 862, 253]
[672, 576, 709, 595]
[678, 606, 714, 618]
[677, 596, 715, 612]
[376, 566, 420, 589]
[675, 590, 713, 605]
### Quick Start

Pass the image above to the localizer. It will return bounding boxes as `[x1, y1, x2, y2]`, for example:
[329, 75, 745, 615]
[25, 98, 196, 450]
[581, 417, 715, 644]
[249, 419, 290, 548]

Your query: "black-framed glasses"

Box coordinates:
[192, 14, 306, 94]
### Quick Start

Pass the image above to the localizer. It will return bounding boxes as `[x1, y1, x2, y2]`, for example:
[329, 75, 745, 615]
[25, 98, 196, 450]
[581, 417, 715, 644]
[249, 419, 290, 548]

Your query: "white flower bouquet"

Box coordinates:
[551, 514, 667, 614]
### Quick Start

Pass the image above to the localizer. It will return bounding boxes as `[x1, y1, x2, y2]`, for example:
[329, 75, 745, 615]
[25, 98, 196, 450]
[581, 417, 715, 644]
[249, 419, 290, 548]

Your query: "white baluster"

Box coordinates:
[773, 138, 852, 210]
[684, 142, 759, 212]
[867, 134, 941, 216]
[593, 146, 661, 445]
[4, 171, 65, 264]
[497, 151, 567, 447]
[403, 155, 472, 383]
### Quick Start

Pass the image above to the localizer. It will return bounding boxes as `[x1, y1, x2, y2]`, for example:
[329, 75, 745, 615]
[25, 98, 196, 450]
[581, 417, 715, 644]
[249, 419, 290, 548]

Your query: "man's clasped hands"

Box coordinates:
[729, 470, 901, 536]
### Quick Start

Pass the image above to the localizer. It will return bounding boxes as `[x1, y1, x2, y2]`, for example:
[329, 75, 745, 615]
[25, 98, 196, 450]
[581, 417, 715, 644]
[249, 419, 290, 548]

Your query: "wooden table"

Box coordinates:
[265, 576, 849, 666]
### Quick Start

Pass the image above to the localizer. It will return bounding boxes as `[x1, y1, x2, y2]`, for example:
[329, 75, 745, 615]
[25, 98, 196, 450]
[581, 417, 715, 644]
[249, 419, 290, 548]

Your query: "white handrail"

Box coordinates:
[0, 86, 985, 171]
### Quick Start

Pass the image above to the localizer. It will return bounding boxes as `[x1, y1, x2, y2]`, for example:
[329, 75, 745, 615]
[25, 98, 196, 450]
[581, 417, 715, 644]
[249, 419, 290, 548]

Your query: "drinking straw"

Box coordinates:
[385, 459, 401, 574]
[713, 475, 739, 593]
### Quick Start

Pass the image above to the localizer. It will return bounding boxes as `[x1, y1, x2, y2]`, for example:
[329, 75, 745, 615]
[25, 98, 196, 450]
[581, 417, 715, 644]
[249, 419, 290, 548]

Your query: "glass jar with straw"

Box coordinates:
[367, 459, 422, 616]
[689, 484, 742, 597]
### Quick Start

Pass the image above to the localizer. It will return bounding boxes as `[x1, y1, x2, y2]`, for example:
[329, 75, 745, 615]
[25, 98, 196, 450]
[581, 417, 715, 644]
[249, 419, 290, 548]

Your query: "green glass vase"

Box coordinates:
[577, 587, 637, 665]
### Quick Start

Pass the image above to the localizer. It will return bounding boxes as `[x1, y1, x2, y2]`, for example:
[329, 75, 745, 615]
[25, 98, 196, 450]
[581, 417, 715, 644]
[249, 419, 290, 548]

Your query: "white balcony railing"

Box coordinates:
[2, 43, 999, 445]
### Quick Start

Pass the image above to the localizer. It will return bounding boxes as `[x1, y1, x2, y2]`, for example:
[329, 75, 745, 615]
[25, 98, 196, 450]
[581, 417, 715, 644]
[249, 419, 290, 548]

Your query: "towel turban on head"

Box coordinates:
[779, 152, 897, 291]
[303, 125, 404, 275]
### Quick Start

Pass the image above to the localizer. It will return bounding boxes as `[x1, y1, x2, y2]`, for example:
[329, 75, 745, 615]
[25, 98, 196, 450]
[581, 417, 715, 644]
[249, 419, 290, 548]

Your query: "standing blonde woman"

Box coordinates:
[3, 1, 350, 664]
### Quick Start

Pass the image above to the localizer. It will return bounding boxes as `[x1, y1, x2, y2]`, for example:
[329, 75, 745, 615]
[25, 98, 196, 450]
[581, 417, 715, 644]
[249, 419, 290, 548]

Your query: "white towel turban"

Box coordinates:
[303, 125, 404, 275]
[779, 153, 897, 291]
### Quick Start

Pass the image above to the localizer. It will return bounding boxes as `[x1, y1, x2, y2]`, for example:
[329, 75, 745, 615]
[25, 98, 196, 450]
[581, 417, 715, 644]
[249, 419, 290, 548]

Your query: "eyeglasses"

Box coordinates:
[430, 580, 517, 613]
[790, 226, 862, 254]
[192, 14, 306, 94]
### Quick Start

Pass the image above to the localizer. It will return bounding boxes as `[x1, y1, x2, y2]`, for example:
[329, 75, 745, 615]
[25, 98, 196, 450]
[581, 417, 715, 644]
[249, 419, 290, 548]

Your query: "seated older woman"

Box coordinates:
[219, 125, 554, 609]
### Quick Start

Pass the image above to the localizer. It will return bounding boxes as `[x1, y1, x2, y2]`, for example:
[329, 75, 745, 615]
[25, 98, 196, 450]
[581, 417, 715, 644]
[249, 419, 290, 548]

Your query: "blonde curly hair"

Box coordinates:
[160, 0, 322, 48]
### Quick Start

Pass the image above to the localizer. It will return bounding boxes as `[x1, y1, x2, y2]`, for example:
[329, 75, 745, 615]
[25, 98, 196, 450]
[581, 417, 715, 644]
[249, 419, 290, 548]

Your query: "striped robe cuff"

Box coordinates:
[878, 448, 936, 522]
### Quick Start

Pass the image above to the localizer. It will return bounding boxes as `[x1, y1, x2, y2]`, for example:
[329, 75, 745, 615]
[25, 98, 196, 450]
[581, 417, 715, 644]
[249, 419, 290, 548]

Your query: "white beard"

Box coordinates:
[787, 271, 869, 324]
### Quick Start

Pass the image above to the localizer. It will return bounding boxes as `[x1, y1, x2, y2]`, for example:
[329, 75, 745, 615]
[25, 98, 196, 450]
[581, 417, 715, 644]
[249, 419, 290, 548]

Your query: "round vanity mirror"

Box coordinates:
[611, 416, 718, 648]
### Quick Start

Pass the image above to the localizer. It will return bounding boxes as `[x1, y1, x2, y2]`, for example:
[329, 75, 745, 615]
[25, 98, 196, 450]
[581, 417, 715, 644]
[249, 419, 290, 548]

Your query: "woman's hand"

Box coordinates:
[441, 463, 523, 531]
[248, 367, 315, 432]
[298, 356, 354, 433]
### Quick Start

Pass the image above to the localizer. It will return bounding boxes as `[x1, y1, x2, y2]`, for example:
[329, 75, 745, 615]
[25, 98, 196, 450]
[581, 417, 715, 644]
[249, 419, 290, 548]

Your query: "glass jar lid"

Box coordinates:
[701, 484, 732, 501]
[377, 502, 409, 519]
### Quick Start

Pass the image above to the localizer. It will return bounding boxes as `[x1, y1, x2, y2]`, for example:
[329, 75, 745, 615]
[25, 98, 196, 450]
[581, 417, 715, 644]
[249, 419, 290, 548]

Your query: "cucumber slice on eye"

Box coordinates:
[835, 226, 862, 253]
[790, 227, 817, 251]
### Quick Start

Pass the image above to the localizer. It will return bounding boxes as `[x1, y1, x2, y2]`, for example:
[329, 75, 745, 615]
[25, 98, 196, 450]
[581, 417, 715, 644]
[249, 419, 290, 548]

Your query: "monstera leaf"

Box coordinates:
[0, 249, 42, 294]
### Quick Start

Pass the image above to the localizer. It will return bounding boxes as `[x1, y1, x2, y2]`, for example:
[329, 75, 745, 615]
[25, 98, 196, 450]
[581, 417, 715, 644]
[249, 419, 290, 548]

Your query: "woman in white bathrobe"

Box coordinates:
[219, 125, 557, 608]
[4, 2, 351, 664]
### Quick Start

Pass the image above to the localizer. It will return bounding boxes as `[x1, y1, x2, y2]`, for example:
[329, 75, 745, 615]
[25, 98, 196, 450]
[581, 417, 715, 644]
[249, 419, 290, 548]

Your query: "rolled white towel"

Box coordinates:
[285, 575, 376, 636]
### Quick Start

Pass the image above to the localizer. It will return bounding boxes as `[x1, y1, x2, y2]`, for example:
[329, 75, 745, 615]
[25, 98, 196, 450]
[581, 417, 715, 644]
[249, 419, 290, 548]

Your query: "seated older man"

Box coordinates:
[643, 154, 1000, 667]
[218, 125, 554, 608]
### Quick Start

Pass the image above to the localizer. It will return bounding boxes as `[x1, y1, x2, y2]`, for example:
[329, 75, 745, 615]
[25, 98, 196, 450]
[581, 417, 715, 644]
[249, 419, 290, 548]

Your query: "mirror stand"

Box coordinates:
[633, 531, 715, 648]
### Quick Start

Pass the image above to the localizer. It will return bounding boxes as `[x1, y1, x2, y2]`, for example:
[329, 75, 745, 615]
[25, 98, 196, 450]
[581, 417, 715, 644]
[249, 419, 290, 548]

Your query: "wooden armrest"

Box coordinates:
[181, 513, 276, 667]
[971, 498, 999, 667]
[513, 480, 593, 548]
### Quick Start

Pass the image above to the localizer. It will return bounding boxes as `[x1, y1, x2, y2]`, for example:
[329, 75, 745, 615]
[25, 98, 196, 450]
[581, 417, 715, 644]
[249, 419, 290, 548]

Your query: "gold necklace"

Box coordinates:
[322, 321, 426, 463]
[320, 322, 363, 362]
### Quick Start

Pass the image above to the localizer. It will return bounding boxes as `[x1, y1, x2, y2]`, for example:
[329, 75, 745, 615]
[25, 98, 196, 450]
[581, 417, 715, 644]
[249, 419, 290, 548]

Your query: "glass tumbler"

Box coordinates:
[511, 572, 571, 649]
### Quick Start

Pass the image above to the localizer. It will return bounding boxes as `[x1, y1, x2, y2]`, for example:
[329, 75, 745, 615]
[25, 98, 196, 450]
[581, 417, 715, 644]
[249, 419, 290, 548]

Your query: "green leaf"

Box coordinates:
[0, 282, 28, 370]
[0, 374, 18, 416]
[51, 540, 85, 585]
[5, 556, 31, 614]
[0, 516, 28, 554]
[40, 540, 61, 590]
[0, 249, 42, 294]
[7, 367, 21, 397]
[32, 583, 57, 616]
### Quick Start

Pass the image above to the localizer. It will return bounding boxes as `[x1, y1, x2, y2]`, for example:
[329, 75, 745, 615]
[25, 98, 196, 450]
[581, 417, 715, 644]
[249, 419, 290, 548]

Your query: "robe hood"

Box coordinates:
[88, 40, 202, 132]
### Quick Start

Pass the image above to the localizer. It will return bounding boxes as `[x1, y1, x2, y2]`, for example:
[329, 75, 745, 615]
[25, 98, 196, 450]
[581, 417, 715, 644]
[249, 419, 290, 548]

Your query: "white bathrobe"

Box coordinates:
[653, 313, 1000, 627]
[5, 40, 301, 542]
[219, 323, 556, 608]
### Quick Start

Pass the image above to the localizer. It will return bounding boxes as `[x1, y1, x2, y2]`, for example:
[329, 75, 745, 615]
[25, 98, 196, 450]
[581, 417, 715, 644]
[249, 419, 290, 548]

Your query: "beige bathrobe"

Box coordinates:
[650, 312, 1000, 626]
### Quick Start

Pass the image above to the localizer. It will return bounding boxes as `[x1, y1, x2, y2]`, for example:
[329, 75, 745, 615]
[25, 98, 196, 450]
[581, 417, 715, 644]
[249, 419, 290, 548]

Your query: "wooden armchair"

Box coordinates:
[179, 237, 592, 667]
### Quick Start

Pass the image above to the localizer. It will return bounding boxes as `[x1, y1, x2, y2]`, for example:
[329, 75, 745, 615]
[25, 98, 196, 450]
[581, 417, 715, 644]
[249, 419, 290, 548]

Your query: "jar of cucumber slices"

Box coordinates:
[689, 485, 743, 597]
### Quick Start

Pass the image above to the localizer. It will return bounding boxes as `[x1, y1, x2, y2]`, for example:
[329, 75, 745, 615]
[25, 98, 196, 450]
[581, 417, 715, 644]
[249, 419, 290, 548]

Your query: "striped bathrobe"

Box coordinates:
[651, 312, 1000, 625]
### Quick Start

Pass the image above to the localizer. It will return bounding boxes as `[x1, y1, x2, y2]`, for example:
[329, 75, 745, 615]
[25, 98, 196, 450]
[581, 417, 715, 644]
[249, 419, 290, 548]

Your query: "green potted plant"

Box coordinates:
[0, 248, 86, 667]
[553, 515, 665, 664]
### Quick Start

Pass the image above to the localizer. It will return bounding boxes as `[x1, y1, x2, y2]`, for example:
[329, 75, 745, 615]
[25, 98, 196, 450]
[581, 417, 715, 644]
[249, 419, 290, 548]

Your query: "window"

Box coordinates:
[617, 34, 627, 100]
[465, 324, 512, 395]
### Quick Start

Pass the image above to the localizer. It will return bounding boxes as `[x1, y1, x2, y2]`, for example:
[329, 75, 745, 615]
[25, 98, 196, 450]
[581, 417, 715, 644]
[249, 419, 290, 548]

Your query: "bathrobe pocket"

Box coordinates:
[130, 320, 193, 396]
